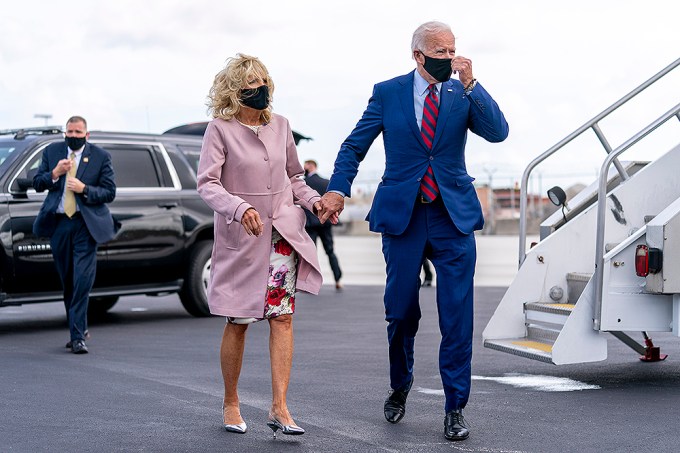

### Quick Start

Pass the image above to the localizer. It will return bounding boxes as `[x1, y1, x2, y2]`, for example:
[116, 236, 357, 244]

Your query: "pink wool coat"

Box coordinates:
[197, 114, 323, 317]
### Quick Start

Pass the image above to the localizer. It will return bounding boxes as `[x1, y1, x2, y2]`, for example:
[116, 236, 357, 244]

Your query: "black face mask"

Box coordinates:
[240, 85, 269, 110]
[65, 136, 87, 150]
[421, 54, 453, 82]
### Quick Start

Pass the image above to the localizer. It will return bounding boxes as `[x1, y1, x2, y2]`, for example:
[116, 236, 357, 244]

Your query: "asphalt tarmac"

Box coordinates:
[2, 284, 680, 453]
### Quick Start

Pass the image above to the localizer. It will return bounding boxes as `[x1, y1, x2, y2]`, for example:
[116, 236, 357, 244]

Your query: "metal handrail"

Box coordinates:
[518, 58, 680, 266]
[592, 102, 680, 328]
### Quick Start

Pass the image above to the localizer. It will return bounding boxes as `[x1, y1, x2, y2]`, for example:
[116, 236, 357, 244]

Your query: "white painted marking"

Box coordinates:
[130, 307, 148, 312]
[415, 386, 444, 395]
[472, 373, 600, 392]
[444, 446, 527, 453]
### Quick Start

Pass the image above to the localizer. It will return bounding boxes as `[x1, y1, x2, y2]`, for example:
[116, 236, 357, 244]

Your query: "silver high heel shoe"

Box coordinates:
[266, 415, 305, 438]
[222, 405, 247, 434]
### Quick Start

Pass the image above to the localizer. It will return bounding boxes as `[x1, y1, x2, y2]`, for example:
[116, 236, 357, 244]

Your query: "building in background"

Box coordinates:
[336, 182, 575, 236]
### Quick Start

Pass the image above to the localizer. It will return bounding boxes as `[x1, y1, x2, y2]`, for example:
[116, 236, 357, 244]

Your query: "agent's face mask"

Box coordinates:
[240, 85, 269, 110]
[65, 136, 87, 150]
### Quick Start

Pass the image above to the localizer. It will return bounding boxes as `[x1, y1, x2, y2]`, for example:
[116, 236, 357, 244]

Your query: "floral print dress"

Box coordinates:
[227, 229, 297, 324]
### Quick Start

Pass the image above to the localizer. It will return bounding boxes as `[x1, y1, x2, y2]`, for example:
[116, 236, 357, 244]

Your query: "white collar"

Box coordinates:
[414, 69, 442, 96]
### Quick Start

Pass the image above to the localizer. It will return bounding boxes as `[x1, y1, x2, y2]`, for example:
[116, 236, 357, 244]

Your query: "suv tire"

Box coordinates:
[179, 241, 212, 317]
[88, 296, 120, 318]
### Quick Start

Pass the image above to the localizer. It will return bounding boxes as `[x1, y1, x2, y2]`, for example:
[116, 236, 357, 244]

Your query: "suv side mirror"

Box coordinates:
[16, 178, 33, 191]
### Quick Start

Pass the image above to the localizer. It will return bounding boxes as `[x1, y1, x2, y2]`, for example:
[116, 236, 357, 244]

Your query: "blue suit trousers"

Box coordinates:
[381, 197, 476, 412]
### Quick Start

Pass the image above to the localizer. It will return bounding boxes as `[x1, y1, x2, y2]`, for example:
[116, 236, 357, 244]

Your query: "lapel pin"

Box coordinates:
[83, 157, 89, 163]
[447, 88, 453, 92]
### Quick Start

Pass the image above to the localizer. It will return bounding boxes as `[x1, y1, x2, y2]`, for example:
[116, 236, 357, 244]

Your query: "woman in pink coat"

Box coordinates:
[197, 54, 335, 437]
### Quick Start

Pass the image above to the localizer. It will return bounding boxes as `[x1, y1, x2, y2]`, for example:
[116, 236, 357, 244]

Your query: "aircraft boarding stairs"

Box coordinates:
[483, 58, 680, 365]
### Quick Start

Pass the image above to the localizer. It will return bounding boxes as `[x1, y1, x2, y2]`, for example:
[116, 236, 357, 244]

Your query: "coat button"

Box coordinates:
[268, 214, 273, 219]
[264, 157, 269, 161]
[267, 185, 271, 189]
[429, 156, 434, 160]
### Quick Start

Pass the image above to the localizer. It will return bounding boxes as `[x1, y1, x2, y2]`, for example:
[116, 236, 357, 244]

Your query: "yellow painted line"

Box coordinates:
[512, 340, 553, 353]
[545, 303, 575, 310]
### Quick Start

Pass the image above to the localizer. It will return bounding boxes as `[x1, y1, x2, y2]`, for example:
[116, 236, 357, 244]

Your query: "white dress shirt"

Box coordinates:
[56, 146, 84, 214]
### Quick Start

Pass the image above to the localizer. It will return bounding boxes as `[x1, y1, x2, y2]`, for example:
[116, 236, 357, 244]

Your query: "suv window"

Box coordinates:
[0, 139, 31, 179]
[167, 149, 196, 189]
[177, 145, 201, 175]
[103, 144, 161, 188]
[9, 147, 43, 192]
[0, 145, 18, 166]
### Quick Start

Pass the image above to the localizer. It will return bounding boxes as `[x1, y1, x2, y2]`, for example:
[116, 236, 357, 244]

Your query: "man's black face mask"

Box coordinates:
[65, 136, 87, 150]
[421, 53, 452, 82]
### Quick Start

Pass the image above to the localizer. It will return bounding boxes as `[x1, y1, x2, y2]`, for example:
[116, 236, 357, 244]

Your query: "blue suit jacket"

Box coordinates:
[33, 141, 117, 244]
[327, 71, 509, 235]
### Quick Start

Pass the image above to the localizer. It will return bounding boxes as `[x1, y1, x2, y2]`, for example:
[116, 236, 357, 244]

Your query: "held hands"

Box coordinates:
[451, 56, 474, 88]
[313, 200, 340, 225]
[241, 207, 264, 236]
[240, 199, 338, 238]
[317, 192, 344, 225]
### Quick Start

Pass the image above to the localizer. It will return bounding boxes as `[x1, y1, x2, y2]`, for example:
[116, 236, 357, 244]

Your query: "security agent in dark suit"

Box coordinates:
[303, 160, 342, 289]
[33, 116, 117, 354]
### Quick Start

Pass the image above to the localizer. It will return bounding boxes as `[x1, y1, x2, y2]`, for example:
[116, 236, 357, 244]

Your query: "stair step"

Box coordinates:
[524, 302, 575, 326]
[566, 272, 592, 302]
[527, 325, 560, 343]
[525, 302, 575, 315]
[483, 338, 553, 364]
[566, 272, 592, 282]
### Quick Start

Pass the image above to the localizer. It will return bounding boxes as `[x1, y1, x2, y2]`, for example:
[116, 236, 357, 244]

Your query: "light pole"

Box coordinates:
[34, 114, 52, 126]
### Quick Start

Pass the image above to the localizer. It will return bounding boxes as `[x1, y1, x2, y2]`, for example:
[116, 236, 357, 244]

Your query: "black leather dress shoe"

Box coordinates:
[384, 376, 413, 424]
[444, 409, 470, 441]
[66, 330, 90, 349]
[71, 340, 89, 354]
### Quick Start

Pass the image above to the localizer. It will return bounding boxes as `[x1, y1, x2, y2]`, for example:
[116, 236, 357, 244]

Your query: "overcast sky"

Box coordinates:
[1, 0, 678, 193]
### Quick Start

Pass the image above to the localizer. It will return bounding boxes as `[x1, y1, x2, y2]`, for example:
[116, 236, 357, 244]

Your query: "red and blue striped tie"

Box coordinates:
[420, 83, 439, 202]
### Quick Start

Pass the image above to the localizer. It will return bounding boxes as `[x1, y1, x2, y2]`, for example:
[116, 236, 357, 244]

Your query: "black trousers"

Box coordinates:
[50, 214, 97, 342]
[422, 258, 433, 281]
[306, 224, 342, 282]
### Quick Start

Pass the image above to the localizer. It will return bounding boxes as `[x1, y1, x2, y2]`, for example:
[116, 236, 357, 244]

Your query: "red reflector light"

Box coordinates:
[635, 245, 649, 277]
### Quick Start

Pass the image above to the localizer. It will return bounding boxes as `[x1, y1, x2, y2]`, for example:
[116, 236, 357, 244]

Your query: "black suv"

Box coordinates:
[0, 126, 214, 317]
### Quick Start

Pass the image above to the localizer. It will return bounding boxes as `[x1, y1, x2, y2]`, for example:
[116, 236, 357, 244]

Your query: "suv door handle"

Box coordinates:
[158, 202, 179, 209]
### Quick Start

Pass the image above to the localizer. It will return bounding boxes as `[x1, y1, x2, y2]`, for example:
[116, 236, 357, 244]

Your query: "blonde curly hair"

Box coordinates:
[207, 53, 275, 124]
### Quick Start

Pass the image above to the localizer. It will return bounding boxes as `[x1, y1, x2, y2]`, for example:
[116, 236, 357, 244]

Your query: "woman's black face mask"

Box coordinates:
[240, 85, 269, 110]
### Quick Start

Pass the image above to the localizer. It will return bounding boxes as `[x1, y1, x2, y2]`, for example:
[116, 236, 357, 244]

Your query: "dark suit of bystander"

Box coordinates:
[33, 116, 117, 354]
[304, 161, 342, 289]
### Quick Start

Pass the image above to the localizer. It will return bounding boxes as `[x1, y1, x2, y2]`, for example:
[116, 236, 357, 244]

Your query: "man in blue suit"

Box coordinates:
[33, 116, 117, 354]
[319, 21, 508, 441]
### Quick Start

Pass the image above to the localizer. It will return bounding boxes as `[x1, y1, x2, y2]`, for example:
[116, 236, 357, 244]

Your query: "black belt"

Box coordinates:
[55, 212, 82, 219]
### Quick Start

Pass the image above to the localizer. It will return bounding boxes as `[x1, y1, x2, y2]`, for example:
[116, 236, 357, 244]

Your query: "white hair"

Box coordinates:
[411, 21, 453, 52]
